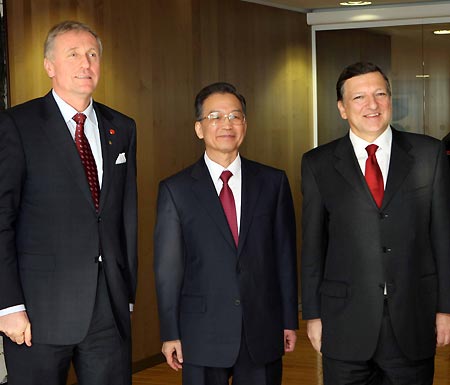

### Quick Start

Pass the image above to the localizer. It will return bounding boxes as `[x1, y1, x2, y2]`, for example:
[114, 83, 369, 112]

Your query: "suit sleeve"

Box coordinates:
[0, 112, 26, 309]
[123, 120, 138, 304]
[153, 181, 185, 341]
[300, 154, 327, 320]
[274, 172, 299, 330]
[431, 142, 450, 313]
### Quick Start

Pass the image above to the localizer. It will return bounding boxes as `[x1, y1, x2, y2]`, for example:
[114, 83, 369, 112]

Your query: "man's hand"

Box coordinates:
[436, 313, 450, 347]
[306, 318, 322, 354]
[0, 311, 32, 346]
[284, 329, 297, 352]
[162, 340, 183, 371]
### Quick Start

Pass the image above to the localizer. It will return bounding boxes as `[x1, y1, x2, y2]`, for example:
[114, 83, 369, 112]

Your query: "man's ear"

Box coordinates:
[44, 58, 55, 78]
[195, 121, 204, 139]
[337, 100, 347, 120]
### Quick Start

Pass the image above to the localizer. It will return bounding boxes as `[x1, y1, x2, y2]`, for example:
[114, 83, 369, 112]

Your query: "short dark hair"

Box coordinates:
[44, 20, 102, 59]
[195, 82, 246, 121]
[336, 62, 391, 101]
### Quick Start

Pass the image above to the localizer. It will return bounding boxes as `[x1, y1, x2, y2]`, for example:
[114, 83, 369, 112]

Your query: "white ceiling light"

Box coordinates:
[433, 30, 450, 35]
[340, 1, 372, 5]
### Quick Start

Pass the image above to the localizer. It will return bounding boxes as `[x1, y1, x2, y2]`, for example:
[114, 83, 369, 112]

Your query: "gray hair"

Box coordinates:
[44, 20, 102, 59]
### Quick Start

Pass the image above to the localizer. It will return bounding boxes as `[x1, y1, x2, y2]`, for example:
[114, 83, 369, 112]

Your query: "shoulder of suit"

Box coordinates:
[93, 101, 135, 124]
[392, 128, 443, 151]
[159, 160, 201, 186]
[442, 131, 450, 145]
[5, 95, 47, 116]
[0, 95, 49, 129]
[302, 135, 344, 161]
[241, 157, 286, 176]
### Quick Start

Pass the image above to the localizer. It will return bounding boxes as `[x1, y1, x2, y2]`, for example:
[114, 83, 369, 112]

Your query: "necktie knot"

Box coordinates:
[220, 170, 233, 184]
[73, 113, 87, 126]
[366, 144, 379, 157]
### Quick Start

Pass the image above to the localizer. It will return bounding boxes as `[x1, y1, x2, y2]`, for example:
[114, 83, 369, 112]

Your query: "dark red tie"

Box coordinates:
[73, 113, 100, 211]
[219, 170, 239, 246]
[365, 144, 384, 208]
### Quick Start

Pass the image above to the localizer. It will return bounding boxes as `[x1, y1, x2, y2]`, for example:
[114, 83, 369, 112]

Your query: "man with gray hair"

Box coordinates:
[0, 21, 137, 385]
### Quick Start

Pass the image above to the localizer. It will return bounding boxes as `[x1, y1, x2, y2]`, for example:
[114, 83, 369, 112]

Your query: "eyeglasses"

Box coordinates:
[198, 111, 246, 126]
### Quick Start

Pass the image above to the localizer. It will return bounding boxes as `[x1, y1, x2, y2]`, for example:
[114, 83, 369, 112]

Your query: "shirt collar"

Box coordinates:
[52, 89, 96, 126]
[349, 125, 392, 156]
[204, 152, 241, 182]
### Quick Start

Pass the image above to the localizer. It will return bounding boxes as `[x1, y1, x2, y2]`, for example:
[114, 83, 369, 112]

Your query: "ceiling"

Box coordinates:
[245, 0, 447, 12]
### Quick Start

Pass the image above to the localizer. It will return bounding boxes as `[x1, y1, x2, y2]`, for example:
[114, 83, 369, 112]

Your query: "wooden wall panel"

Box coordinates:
[5, 0, 312, 380]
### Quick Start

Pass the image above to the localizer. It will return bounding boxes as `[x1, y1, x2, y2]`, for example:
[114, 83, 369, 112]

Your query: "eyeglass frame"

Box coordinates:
[197, 110, 246, 125]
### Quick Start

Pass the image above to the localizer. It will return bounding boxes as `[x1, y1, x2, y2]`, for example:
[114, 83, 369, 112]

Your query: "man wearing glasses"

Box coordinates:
[154, 82, 298, 385]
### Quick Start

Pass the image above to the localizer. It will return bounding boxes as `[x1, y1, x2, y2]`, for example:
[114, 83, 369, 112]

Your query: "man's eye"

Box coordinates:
[209, 113, 220, 120]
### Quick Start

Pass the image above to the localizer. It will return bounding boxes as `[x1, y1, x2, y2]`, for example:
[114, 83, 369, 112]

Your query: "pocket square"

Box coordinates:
[115, 152, 126, 164]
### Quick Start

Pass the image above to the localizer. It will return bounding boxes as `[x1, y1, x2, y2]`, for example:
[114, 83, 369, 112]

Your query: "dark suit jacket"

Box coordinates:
[0, 92, 137, 345]
[443, 131, 450, 167]
[154, 157, 298, 367]
[301, 128, 450, 361]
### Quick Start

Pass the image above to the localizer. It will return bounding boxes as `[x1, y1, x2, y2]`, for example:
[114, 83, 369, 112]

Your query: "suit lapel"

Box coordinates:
[333, 135, 373, 204]
[237, 158, 263, 257]
[382, 129, 413, 208]
[191, 159, 237, 251]
[94, 103, 115, 213]
[39, 93, 96, 211]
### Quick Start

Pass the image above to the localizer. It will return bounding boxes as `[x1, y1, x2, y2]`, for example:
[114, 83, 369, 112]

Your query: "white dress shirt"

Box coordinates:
[349, 126, 392, 186]
[204, 152, 242, 233]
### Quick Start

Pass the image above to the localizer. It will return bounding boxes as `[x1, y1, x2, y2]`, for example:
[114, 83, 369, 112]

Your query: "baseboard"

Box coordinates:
[132, 353, 166, 373]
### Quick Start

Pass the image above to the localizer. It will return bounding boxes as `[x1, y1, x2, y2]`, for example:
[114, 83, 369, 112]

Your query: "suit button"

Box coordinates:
[382, 247, 392, 253]
[97, 216, 102, 223]
[234, 299, 241, 306]
[379, 213, 389, 219]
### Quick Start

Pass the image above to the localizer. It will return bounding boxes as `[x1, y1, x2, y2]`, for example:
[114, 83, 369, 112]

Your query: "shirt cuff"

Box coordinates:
[129, 303, 134, 312]
[0, 305, 26, 317]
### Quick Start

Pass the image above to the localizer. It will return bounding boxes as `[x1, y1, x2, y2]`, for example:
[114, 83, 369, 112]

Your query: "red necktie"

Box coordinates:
[219, 170, 239, 246]
[73, 113, 100, 211]
[365, 144, 384, 208]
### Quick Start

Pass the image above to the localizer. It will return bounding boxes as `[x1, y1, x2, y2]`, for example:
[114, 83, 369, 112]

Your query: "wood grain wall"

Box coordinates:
[5, 0, 312, 379]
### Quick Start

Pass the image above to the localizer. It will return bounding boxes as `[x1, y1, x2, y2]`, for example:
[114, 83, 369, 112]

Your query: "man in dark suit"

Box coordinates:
[154, 82, 298, 385]
[0, 21, 137, 385]
[301, 62, 450, 384]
